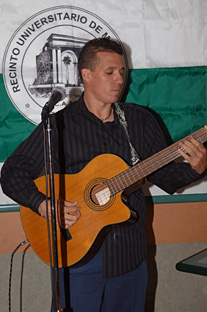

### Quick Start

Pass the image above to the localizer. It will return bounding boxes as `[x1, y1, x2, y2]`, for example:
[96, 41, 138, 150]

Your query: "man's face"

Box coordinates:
[83, 51, 125, 105]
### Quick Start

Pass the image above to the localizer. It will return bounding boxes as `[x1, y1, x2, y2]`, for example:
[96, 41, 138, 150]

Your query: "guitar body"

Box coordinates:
[20, 154, 137, 268]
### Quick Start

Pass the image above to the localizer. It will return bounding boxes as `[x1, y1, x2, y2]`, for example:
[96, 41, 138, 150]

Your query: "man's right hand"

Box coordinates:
[38, 199, 81, 229]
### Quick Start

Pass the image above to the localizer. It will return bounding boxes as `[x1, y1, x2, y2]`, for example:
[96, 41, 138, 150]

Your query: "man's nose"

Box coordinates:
[115, 72, 124, 84]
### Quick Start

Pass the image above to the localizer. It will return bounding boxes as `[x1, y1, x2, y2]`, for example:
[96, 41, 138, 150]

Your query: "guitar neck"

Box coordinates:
[105, 126, 207, 195]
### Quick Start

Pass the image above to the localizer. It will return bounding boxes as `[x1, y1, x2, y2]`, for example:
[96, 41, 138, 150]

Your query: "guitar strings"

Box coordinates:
[63, 128, 207, 207]
[69, 141, 179, 206]
[107, 128, 207, 195]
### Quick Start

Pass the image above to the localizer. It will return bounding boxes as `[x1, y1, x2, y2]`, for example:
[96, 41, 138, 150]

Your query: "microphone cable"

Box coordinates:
[8, 239, 29, 312]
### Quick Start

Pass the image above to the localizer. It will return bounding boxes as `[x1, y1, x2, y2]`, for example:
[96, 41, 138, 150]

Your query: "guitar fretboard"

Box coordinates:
[105, 126, 207, 195]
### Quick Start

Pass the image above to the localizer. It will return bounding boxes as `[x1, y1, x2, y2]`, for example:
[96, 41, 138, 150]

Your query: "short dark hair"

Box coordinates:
[78, 38, 124, 80]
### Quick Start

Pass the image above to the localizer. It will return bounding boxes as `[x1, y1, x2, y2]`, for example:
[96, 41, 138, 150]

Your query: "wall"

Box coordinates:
[0, 201, 207, 311]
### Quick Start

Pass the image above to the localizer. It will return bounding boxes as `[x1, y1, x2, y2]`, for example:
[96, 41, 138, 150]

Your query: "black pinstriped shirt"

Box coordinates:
[1, 94, 206, 278]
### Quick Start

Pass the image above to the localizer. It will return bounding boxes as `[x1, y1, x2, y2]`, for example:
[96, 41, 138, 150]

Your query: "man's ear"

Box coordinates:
[81, 69, 92, 82]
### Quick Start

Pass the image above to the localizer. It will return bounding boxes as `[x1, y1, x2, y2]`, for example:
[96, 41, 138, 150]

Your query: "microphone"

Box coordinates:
[41, 86, 66, 120]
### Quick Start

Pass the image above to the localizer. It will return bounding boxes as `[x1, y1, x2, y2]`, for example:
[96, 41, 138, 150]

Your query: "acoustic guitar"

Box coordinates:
[20, 126, 207, 267]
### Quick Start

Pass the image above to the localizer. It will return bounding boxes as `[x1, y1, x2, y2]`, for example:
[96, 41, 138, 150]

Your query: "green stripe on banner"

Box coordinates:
[0, 74, 36, 162]
[125, 66, 207, 144]
[0, 66, 207, 162]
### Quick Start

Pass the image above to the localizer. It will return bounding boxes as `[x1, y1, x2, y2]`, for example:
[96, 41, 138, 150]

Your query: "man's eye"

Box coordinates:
[106, 71, 113, 75]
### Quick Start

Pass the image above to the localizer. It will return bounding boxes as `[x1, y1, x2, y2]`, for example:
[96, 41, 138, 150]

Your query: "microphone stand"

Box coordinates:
[42, 112, 62, 312]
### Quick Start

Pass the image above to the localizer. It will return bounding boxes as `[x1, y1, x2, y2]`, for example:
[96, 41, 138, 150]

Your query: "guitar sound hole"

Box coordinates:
[90, 184, 111, 206]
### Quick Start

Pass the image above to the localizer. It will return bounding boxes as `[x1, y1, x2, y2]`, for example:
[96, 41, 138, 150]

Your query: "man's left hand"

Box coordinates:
[178, 136, 207, 174]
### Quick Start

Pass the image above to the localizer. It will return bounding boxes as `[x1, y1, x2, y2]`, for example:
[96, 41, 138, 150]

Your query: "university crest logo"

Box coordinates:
[3, 6, 128, 124]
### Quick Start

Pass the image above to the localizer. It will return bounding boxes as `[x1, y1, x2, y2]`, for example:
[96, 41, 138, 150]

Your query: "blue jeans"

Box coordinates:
[52, 248, 148, 312]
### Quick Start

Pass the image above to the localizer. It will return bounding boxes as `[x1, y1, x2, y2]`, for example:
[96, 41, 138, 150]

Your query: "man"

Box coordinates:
[1, 38, 207, 311]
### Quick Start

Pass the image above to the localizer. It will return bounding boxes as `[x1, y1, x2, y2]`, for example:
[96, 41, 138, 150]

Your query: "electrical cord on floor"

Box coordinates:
[9, 239, 29, 312]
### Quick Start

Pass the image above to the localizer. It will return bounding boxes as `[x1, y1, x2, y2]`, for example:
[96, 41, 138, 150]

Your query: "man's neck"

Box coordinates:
[83, 93, 114, 122]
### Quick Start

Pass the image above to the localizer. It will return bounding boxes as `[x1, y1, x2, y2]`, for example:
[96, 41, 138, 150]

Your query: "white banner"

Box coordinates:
[1, 0, 207, 73]
[0, 0, 207, 206]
